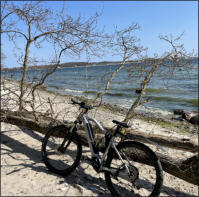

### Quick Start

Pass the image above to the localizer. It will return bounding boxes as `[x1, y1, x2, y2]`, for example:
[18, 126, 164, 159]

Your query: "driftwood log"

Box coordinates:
[1, 109, 197, 152]
[1, 109, 198, 185]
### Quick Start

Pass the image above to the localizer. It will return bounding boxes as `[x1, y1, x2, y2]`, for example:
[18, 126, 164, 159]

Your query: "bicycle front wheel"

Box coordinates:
[42, 125, 82, 176]
[105, 141, 163, 197]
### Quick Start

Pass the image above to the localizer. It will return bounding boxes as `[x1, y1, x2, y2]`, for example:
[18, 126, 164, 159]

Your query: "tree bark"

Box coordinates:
[1, 109, 197, 153]
[1, 109, 198, 185]
[156, 152, 198, 186]
[19, 40, 31, 111]
[124, 64, 158, 122]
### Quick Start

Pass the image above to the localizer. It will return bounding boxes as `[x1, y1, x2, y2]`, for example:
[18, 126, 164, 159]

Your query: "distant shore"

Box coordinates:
[1, 60, 123, 71]
[2, 56, 197, 71]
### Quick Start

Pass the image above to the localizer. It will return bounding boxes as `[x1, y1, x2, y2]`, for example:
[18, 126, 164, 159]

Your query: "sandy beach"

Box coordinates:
[1, 78, 198, 196]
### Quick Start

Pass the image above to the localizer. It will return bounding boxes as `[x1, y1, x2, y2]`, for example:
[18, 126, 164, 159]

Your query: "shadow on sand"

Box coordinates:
[1, 126, 197, 197]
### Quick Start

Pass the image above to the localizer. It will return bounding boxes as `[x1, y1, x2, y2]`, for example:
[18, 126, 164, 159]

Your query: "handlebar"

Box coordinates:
[71, 98, 93, 110]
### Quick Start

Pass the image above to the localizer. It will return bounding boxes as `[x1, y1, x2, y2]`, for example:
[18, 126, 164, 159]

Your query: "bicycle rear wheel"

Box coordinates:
[105, 141, 163, 197]
[42, 125, 82, 176]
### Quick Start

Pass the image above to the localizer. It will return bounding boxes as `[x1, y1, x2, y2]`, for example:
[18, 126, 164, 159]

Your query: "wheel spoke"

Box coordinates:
[42, 127, 82, 176]
[105, 141, 163, 197]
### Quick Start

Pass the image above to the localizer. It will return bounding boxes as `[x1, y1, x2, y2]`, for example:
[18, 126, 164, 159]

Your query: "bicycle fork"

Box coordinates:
[57, 124, 77, 153]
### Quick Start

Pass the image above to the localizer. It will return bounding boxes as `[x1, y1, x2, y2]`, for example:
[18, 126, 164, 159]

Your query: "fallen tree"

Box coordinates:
[1, 109, 198, 185]
[1, 109, 197, 153]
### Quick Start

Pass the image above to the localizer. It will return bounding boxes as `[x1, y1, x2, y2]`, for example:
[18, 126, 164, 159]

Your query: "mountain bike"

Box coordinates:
[41, 98, 163, 196]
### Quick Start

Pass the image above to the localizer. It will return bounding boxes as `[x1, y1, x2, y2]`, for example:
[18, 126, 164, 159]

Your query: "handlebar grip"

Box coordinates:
[71, 98, 93, 110]
[71, 98, 85, 106]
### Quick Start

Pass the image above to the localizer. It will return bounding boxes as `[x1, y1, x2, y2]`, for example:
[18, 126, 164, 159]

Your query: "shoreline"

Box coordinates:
[2, 77, 198, 135]
[2, 63, 198, 114]
[37, 81, 198, 133]
[2, 57, 198, 71]
[1, 61, 123, 72]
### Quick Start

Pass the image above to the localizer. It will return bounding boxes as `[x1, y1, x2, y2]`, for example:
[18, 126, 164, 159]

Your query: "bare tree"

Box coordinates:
[91, 23, 145, 104]
[1, 1, 109, 111]
[82, 24, 195, 126]
[123, 33, 195, 123]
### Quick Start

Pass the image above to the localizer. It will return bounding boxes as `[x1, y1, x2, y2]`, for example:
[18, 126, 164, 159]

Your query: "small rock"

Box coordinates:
[182, 111, 198, 121]
[189, 115, 198, 125]
[173, 109, 184, 115]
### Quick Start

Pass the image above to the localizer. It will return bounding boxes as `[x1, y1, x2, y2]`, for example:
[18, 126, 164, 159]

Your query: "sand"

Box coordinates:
[1, 78, 198, 196]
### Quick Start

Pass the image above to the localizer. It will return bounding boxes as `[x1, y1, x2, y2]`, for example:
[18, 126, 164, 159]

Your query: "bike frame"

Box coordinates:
[70, 109, 130, 174]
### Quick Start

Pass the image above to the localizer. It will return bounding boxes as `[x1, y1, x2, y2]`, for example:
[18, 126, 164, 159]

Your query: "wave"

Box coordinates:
[49, 85, 64, 90]
[65, 88, 83, 93]
[107, 92, 132, 97]
[146, 88, 165, 93]
[112, 87, 135, 91]
[110, 87, 166, 93]
[63, 86, 185, 96]
[83, 90, 133, 97]
[53, 87, 198, 108]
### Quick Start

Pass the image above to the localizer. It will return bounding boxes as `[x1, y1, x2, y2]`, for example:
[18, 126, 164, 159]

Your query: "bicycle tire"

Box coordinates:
[42, 125, 82, 176]
[104, 141, 163, 197]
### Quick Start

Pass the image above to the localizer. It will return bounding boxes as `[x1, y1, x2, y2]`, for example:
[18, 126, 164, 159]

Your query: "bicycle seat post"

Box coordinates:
[113, 125, 121, 137]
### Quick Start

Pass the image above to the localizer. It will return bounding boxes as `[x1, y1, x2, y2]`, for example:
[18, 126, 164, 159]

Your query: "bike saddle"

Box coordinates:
[112, 120, 130, 128]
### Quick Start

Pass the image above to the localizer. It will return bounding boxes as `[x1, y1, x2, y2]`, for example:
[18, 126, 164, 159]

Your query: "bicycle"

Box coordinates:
[41, 98, 163, 196]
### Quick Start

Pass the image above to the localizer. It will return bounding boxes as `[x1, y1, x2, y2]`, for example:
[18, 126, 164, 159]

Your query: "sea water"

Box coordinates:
[2, 59, 198, 113]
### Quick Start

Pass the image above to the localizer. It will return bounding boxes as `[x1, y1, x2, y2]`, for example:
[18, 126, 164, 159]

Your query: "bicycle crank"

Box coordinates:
[103, 165, 139, 183]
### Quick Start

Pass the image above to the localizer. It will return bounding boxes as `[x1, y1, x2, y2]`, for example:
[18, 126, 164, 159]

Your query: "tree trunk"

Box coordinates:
[1, 109, 197, 153]
[1, 109, 198, 185]
[124, 64, 158, 122]
[156, 152, 198, 186]
[19, 40, 31, 111]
